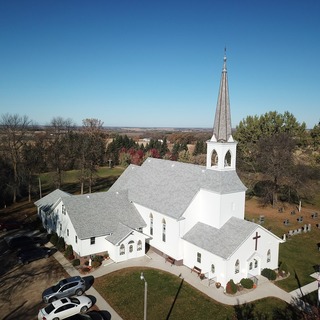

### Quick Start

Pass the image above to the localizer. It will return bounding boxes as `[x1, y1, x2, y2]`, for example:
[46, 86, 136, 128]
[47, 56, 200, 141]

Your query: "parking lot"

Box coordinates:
[0, 229, 69, 320]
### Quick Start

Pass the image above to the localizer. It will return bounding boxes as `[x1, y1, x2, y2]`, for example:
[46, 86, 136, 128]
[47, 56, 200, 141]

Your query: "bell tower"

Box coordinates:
[206, 50, 237, 171]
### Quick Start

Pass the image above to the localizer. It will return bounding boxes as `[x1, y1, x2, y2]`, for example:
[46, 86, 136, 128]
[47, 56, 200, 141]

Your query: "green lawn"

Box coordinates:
[39, 166, 125, 194]
[276, 231, 320, 292]
[94, 267, 290, 320]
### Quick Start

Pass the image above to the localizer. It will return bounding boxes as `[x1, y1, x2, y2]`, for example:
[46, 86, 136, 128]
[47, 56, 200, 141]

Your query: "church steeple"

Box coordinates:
[211, 49, 233, 143]
[206, 50, 237, 171]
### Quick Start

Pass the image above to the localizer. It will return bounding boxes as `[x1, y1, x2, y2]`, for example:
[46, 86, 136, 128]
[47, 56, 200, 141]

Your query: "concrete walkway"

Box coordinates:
[52, 249, 319, 319]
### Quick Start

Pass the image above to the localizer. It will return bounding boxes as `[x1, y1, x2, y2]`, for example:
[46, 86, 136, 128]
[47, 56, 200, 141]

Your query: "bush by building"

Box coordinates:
[240, 278, 254, 289]
[226, 279, 238, 294]
[56, 236, 66, 252]
[64, 245, 74, 260]
[261, 268, 277, 280]
[50, 233, 58, 246]
[72, 259, 80, 267]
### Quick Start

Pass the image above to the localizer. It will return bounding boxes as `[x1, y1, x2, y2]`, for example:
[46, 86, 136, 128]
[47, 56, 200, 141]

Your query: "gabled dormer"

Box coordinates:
[207, 51, 237, 171]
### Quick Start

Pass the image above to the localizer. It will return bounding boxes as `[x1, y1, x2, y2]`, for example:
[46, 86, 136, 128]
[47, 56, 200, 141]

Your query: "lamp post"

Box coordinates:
[140, 272, 147, 320]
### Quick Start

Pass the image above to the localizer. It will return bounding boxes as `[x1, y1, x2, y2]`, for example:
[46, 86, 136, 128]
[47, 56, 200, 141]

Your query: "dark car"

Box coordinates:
[17, 247, 53, 264]
[7, 235, 41, 250]
[0, 220, 21, 232]
[42, 276, 86, 303]
[65, 311, 104, 320]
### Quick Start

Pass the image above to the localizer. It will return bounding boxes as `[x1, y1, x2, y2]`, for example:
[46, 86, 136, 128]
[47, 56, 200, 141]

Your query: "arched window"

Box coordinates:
[149, 213, 153, 235]
[254, 259, 258, 268]
[211, 150, 218, 167]
[249, 262, 253, 270]
[137, 240, 142, 251]
[128, 240, 134, 253]
[162, 218, 166, 242]
[211, 264, 215, 274]
[235, 259, 240, 274]
[120, 244, 125, 255]
[224, 150, 232, 167]
[267, 249, 271, 262]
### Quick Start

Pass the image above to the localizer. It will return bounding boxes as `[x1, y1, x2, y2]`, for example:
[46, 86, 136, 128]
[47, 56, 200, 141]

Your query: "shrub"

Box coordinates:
[240, 278, 254, 289]
[81, 267, 91, 273]
[56, 237, 66, 252]
[279, 261, 288, 274]
[64, 245, 74, 259]
[50, 233, 58, 246]
[92, 260, 101, 269]
[226, 279, 237, 294]
[92, 255, 104, 263]
[72, 259, 80, 267]
[261, 268, 277, 280]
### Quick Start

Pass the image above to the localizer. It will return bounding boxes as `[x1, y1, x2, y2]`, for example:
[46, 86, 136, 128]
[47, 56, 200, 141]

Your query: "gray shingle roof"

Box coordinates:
[62, 190, 146, 239]
[110, 158, 246, 219]
[183, 217, 259, 259]
[35, 189, 71, 213]
[106, 223, 134, 245]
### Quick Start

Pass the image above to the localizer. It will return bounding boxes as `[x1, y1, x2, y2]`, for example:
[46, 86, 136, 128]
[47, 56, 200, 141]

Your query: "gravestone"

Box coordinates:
[308, 223, 311, 232]
[291, 210, 296, 215]
[259, 215, 265, 224]
[283, 234, 286, 241]
[311, 212, 318, 219]
[297, 216, 303, 223]
[288, 230, 293, 236]
[283, 219, 289, 226]
[298, 228, 302, 234]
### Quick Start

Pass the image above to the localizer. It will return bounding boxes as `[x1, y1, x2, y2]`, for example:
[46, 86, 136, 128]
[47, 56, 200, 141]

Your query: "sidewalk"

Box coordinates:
[91, 250, 294, 305]
[53, 249, 319, 319]
[53, 250, 123, 320]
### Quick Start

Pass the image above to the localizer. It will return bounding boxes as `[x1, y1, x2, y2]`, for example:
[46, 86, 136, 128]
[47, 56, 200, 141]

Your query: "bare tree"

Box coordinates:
[77, 119, 106, 193]
[256, 132, 295, 206]
[46, 117, 75, 188]
[0, 114, 33, 203]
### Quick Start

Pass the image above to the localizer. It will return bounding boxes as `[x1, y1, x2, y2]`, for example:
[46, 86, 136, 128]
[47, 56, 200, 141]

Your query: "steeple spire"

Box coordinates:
[211, 49, 233, 142]
[206, 50, 237, 171]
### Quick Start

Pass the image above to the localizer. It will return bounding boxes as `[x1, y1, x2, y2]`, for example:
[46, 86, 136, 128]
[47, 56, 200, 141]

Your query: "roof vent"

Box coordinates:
[87, 195, 90, 199]
[171, 164, 175, 167]
[202, 169, 205, 173]
[116, 191, 119, 195]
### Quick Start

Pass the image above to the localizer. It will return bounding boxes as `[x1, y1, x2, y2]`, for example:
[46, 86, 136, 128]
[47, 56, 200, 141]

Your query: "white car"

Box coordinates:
[38, 296, 92, 320]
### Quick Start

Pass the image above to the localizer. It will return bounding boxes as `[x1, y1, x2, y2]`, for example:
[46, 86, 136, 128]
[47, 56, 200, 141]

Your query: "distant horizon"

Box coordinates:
[1, 1, 319, 129]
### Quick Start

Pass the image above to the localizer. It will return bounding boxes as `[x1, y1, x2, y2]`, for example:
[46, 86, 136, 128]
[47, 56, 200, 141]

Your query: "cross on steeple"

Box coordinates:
[253, 231, 261, 251]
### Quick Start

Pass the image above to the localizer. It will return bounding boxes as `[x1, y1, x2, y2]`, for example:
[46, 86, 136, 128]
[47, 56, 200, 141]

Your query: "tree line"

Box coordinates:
[0, 111, 319, 208]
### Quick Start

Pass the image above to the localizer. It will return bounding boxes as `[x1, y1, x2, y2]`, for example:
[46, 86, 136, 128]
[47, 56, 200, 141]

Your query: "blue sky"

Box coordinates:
[0, 0, 319, 128]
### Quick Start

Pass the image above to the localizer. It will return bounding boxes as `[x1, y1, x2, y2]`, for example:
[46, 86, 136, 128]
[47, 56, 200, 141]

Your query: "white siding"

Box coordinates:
[134, 203, 183, 260]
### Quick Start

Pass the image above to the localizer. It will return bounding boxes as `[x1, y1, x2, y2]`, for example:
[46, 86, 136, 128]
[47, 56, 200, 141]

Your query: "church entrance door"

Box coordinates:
[248, 258, 260, 277]
[128, 240, 135, 258]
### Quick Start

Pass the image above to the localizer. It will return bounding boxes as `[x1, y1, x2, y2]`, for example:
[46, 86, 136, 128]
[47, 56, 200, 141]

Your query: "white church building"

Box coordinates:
[35, 54, 283, 287]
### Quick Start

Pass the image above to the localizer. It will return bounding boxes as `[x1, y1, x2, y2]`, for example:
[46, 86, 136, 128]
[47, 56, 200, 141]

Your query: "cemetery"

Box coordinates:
[244, 197, 320, 292]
